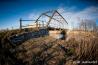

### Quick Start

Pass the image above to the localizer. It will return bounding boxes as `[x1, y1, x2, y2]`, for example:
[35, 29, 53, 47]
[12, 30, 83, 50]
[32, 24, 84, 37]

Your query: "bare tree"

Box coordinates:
[79, 19, 96, 31]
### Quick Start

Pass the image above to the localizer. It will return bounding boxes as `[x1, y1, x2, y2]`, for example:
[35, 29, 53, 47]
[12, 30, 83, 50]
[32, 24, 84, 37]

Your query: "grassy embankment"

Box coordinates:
[0, 29, 98, 65]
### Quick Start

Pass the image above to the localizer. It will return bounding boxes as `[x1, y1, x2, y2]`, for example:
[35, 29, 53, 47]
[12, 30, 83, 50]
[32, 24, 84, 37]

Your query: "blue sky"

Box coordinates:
[0, 0, 98, 29]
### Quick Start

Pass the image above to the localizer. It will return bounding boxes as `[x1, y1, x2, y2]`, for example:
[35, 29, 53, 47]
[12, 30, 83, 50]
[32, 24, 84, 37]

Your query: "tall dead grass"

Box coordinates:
[65, 32, 98, 65]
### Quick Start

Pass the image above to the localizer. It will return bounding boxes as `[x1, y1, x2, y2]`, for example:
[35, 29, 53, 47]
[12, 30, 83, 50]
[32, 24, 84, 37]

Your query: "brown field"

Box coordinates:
[0, 29, 98, 65]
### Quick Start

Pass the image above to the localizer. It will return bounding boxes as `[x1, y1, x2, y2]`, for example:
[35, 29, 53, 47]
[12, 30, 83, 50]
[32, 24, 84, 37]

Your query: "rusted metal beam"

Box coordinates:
[55, 10, 68, 24]
[46, 11, 55, 27]
[43, 14, 59, 23]
[21, 20, 42, 22]
[34, 10, 68, 29]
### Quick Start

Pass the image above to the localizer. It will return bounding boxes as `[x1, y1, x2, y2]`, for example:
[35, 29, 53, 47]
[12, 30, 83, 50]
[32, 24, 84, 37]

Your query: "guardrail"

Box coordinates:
[9, 29, 49, 46]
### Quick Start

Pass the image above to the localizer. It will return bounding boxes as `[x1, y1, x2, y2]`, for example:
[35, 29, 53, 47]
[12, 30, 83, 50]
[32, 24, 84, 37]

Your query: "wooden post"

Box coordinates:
[20, 18, 22, 30]
[36, 21, 38, 30]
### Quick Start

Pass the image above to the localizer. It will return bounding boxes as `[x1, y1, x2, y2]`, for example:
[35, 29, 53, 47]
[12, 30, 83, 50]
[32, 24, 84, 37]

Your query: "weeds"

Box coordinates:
[0, 30, 98, 65]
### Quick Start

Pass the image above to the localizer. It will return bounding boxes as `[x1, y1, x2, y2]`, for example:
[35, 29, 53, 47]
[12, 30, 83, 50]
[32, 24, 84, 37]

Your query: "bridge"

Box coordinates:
[20, 10, 68, 37]
[19, 10, 68, 29]
[9, 10, 68, 46]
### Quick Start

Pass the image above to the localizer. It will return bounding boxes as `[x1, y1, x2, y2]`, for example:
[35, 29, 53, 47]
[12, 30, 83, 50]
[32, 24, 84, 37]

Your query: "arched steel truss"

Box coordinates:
[35, 10, 68, 28]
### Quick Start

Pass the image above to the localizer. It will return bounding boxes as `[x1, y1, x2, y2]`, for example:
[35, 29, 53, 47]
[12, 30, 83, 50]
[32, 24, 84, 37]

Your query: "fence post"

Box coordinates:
[20, 18, 22, 30]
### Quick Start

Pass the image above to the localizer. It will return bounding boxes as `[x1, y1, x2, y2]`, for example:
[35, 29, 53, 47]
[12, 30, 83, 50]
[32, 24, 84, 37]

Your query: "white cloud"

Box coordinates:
[27, 6, 98, 29]
[74, 6, 98, 20]
[57, 6, 98, 29]
[28, 13, 39, 19]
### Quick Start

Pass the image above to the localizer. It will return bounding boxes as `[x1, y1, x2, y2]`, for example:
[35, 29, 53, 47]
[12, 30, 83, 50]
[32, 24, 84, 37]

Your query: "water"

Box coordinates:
[56, 34, 64, 39]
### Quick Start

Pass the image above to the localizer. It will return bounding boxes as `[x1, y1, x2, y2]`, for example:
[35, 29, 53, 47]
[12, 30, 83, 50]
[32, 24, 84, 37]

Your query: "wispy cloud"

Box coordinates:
[28, 6, 98, 29]
[58, 6, 98, 29]
[28, 13, 39, 19]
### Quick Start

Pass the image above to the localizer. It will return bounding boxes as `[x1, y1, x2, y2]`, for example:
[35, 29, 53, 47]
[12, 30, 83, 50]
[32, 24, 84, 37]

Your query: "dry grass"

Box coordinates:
[65, 30, 98, 65]
[0, 30, 98, 65]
